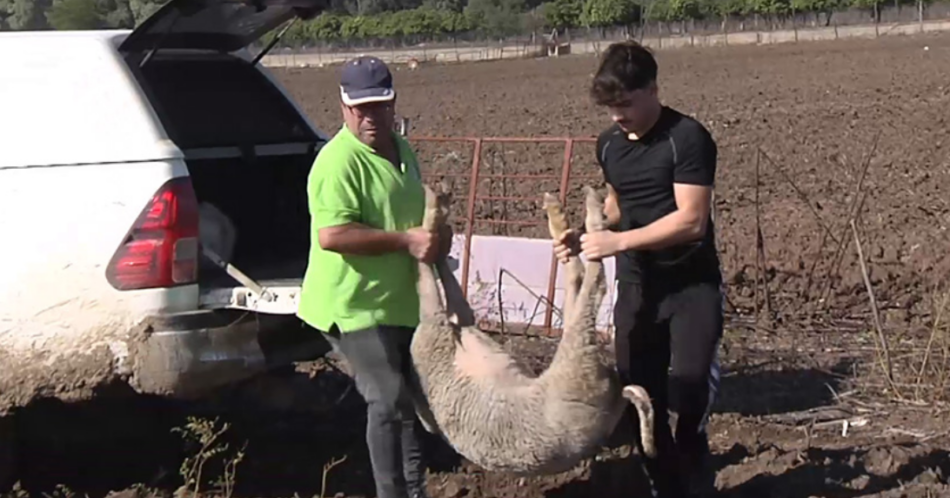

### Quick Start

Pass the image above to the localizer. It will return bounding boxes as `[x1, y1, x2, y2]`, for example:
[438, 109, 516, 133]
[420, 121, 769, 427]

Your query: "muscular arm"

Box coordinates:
[618, 183, 711, 251]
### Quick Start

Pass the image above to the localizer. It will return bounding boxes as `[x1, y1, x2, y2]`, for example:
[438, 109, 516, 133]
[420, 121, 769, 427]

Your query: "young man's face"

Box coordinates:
[342, 98, 396, 147]
[605, 82, 659, 135]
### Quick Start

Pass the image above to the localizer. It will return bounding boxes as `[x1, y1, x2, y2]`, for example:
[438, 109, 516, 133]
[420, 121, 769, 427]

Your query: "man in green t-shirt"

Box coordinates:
[297, 56, 439, 498]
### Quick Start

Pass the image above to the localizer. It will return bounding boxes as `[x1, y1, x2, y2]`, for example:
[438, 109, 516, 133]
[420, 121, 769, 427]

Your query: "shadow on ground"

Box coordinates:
[718, 444, 950, 498]
[3, 363, 461, 498]
[543, 443, 755, 497]
[713, 357, 856, 416]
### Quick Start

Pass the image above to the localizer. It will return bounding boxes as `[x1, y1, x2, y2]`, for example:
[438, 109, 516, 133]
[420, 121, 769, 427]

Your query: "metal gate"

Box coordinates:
[407, 136, 601, 334]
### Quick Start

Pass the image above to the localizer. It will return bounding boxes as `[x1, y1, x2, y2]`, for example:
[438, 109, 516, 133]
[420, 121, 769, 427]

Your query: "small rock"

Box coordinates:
[883, 246, 899, 262]
[847, 474, 870, 490]
[914, 467, 944, 485]
[883, 309, 908, 326]
[106, 490, 145, 498]
[443, 481, 463, 498]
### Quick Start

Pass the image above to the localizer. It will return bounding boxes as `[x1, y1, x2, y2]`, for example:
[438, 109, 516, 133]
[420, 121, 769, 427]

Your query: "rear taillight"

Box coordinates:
[106, 177, 200, 291]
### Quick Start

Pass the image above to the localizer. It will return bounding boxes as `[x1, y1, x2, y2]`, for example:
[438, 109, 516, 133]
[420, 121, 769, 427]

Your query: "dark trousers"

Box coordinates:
[614, 278, 723, 497]
[321, 324, 426, 498]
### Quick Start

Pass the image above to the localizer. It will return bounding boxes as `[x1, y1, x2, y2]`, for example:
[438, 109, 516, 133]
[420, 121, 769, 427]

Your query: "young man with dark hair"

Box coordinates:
[554, 41, 723, 498]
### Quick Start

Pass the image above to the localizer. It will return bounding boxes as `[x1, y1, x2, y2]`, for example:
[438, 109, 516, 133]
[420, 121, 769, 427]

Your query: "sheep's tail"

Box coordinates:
[622, 384, 657, 459]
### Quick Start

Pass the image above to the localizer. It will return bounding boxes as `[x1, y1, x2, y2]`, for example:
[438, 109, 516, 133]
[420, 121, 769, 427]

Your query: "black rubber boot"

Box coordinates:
[680, 433, 717, 498]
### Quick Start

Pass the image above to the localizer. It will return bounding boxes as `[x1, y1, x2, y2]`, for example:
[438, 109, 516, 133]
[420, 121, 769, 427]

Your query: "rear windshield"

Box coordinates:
[133, 56, 317, 150]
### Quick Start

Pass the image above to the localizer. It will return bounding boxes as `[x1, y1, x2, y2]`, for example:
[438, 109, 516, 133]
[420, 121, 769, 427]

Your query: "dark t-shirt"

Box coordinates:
[596, 106, 722, 286]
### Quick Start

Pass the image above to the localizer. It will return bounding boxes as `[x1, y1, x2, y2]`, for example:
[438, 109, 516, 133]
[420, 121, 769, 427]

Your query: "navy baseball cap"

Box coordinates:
[340, 56, 395, 106]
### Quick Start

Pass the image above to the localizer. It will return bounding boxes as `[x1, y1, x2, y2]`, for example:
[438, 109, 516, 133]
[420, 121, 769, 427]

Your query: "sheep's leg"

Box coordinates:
[551, 186, 608, 362]
[543, 192, 583, 326]
[622, 385, 657, 458]
[576, 186, 657, 457]
[570, 186, 608, 325]
[582, 185, 607, 245]
[409, 184, 456, 435]
[435, 258, 476, 327]
[408, 368, 441, 435]
[420, 182, 476, 328]
[417, 264, 445, 325]
[417, 184, 450, 323]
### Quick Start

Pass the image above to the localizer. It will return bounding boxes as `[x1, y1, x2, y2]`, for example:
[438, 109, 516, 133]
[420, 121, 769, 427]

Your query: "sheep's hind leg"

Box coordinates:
[426, 182, 476, 328]
[411, 183, 451, 435]
[417, 184, 450, 324]
[543, 192, 584, 326]
[567, 186, 608, 335]
[578, 186, 658, 458]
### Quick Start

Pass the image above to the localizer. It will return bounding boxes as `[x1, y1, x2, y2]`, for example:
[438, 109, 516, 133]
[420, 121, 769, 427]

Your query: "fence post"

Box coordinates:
[460, 139, 483, 299]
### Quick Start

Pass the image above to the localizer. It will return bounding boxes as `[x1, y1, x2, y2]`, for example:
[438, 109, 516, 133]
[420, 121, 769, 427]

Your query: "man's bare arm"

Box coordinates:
[319, 223, 437, 262]
[618, 183, 711, 251]
[318, 223, 408, 254]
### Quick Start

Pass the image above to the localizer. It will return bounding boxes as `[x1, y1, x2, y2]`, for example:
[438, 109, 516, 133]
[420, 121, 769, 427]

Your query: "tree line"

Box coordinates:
[0, 0, 935, 39]
[257, 0, 934, 46]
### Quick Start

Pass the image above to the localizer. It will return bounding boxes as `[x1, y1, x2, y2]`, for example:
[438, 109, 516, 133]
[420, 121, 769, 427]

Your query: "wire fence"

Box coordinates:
[260, 3, 950, 67]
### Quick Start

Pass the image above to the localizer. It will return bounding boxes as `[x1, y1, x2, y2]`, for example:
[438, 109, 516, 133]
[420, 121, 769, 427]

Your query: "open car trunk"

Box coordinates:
[125, 52, 323, 314]
[116, 0, 330, 314]
[115, 0, 331, 314]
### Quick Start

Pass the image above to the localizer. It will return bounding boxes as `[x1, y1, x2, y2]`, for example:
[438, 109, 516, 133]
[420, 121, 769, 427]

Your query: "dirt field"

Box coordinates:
[6, 33, 950, 498]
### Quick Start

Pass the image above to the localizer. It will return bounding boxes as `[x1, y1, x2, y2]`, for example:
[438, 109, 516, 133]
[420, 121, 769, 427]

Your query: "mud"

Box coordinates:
[4, 328, 949, 498]
[0, 346, 121, 416]
[4, 32, 950, 498]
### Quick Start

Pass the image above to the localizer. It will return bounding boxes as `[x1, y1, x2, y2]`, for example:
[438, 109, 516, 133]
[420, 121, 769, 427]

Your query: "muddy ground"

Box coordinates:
[5, 33, 950, 498]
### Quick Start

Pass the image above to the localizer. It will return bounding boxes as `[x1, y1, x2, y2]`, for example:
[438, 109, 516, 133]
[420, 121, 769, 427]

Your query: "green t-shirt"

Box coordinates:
[297, 125, 425, 333]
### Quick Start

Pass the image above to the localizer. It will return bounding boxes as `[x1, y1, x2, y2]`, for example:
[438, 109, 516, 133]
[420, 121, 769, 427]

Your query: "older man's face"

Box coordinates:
[342, 99, 396, 147]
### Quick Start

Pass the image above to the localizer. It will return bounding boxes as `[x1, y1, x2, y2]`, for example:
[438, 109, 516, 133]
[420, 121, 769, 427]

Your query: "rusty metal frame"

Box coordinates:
[408, 136, 598, 333]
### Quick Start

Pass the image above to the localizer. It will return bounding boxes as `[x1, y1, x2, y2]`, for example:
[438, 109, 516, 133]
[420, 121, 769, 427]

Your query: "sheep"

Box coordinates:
[408, 183, 656, 476]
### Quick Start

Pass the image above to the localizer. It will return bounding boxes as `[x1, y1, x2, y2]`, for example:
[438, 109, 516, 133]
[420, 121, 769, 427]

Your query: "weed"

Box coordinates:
[172, 417, 246, 498]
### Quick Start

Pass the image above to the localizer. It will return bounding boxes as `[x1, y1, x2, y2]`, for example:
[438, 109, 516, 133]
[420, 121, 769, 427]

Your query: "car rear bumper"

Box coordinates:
[129, 309, 329, 399]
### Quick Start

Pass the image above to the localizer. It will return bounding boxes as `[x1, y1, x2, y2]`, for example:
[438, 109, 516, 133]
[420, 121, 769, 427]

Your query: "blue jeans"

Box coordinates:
[321, 324, 426, 498]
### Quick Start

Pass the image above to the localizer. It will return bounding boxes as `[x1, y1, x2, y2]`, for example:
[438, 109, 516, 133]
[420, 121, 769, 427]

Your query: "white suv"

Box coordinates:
[0, 0, 332, 476]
